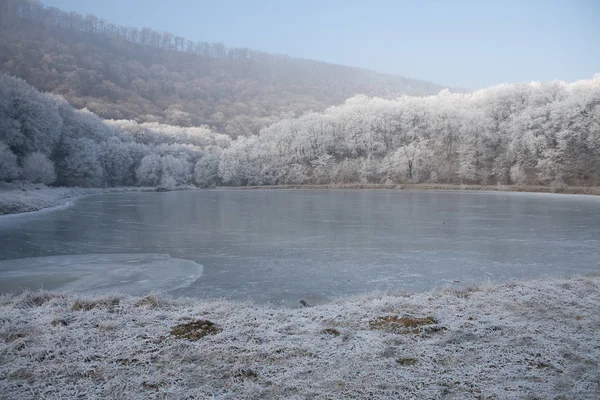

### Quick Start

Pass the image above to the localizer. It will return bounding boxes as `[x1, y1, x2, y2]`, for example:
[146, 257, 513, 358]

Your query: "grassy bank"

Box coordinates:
[226, 183, 600, 196]
[1, 275, 599, 399]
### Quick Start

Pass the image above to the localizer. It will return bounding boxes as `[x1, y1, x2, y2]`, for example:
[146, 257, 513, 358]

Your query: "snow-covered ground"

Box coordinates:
[0, 183, 98, 215]
[1, 275, 598, 399]
[0, 183, 191, 216]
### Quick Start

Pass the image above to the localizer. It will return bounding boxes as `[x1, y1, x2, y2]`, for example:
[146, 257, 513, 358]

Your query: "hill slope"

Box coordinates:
[0, 0, 450, 136]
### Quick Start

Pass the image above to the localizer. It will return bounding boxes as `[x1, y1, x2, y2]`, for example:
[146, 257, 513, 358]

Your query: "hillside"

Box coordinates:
[0, 0, 449, 137]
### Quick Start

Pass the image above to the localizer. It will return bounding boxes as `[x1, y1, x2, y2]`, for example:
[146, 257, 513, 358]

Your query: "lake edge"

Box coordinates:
[2, 183, 599, 217]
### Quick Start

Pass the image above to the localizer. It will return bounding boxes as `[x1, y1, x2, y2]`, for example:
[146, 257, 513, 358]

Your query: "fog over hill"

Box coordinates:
[0, 0, 450, 137]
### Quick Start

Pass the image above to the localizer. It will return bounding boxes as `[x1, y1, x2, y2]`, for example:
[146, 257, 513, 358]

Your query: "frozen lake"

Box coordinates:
[0, 190, 599, 305]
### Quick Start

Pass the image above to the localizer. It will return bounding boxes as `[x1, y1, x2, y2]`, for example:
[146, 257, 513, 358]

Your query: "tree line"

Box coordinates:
[218, 77, 600, 187]
[1, 73, 598, 188]
[0, 74, 230, 188]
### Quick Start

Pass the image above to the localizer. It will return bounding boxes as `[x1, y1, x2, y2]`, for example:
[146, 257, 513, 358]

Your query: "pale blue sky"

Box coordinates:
[42, 0, 600, 89]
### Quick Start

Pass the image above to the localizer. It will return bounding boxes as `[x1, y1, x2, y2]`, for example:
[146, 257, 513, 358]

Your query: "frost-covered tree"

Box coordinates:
[56, 137, 104, 187]
[20, 152, 56, 184]
[160, 154, 191, 186]
[0, 74, 63, 157]
[1, 71, 599, 188]
[0, 141, 19, 181]
[194, 147, 221, 187]
[135, 153, 192, 187]
[136, 154, 162, 186]
[100, 137, 135, 186]
[311, 154, 335, 184]
[219, 136, 263, 186]
[213, 75, 599, 187]
[332, 158, 360, 183]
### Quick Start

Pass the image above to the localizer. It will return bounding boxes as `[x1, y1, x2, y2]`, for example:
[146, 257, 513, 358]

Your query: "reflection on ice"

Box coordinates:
[0, 254, 203, 295]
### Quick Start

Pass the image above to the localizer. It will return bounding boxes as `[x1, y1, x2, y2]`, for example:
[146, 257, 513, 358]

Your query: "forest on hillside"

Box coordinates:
[0, 0, 447, 137]
[1, 73, 599, 189]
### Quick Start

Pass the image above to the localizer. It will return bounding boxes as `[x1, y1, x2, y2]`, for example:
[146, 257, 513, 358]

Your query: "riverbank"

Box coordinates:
[0, 184, 191, 216]
[0, 184, 94, 216]
[1, 275, 598, 399]
[228, 183, 600, 196]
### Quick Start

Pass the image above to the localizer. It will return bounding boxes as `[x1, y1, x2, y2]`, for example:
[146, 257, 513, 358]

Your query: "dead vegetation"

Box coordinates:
[321, 328, 341, 336]
[71, 297, 121, 311]
[116, 358, 140, 366]
[12, 291, 67, 308]
[4, 331, 26, 342]
[51, 318, 69, 327]
[396, 357, 419, 366]
[233, 367, 259, 379]
[135, 295, 165, 308]
[369, 315, 440, 333]
[170, 319, 222, 341]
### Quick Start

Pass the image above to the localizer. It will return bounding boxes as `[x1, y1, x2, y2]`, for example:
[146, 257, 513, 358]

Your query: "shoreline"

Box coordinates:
[0, 200, 76, 219]
[2, 183, 599, 217]
[0, 185, 192, 217]
[0, 185, 96, 217]
[1, 274, 598, 399]
[221, 183, 600, 196]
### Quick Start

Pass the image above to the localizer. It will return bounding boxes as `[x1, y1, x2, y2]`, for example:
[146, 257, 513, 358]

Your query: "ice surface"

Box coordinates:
[1, 190, 599, 304]
[0, 253, 203, 295]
